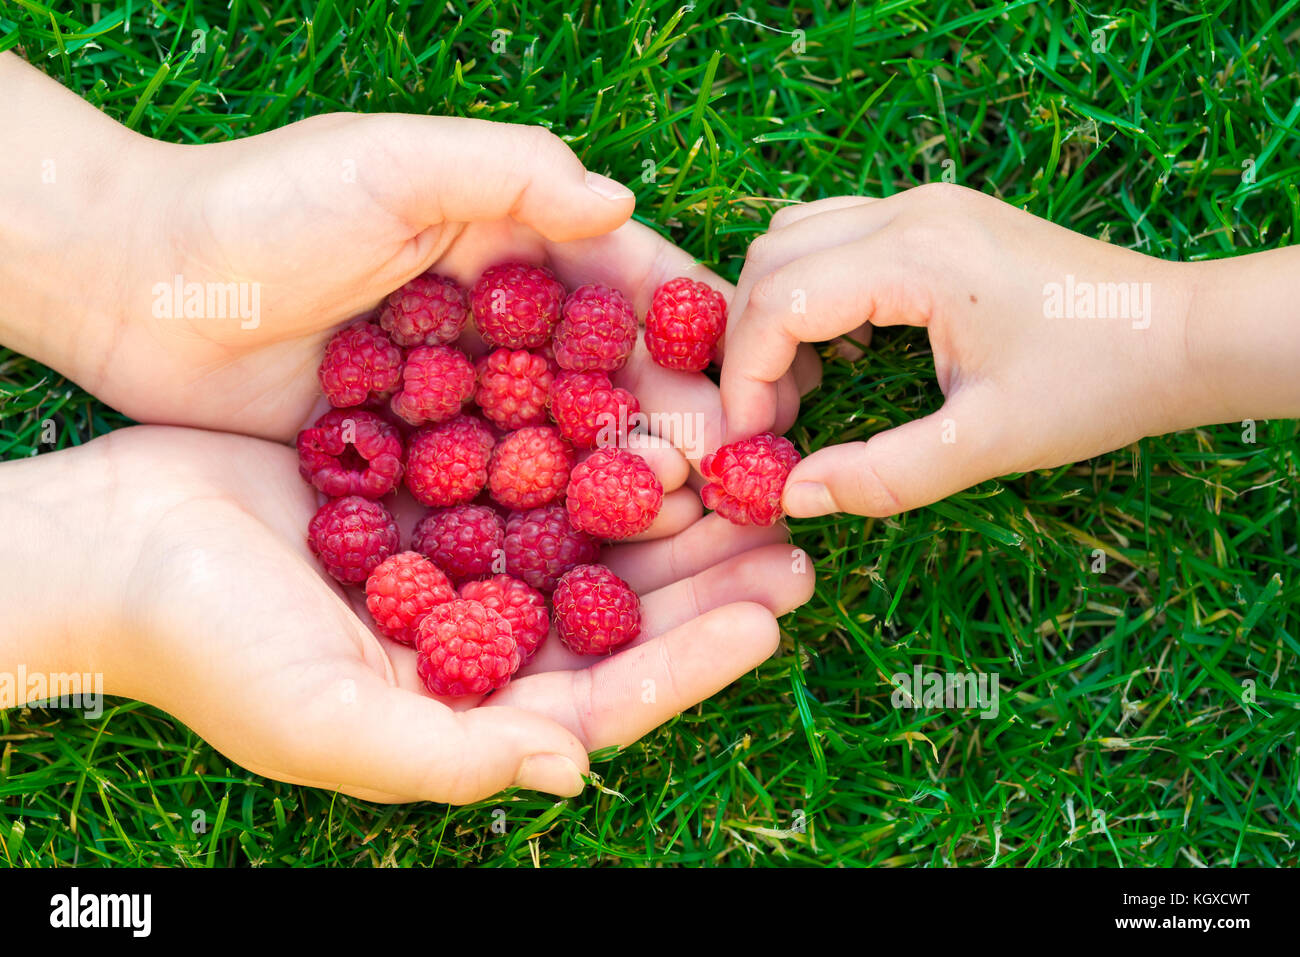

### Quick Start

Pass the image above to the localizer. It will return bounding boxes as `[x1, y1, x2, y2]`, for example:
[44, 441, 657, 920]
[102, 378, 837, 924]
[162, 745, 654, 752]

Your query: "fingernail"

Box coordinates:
[514, 753, 585, 796]
[585, 171, 635, 203]
[784, 481, 836, 518]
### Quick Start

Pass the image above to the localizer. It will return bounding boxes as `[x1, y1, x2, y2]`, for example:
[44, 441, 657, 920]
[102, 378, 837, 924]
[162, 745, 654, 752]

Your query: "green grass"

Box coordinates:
[2, 0, 1298, 867]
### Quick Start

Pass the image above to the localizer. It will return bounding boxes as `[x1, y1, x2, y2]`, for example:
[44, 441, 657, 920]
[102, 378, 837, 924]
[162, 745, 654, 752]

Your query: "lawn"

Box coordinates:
[1, 0, 1297, 867]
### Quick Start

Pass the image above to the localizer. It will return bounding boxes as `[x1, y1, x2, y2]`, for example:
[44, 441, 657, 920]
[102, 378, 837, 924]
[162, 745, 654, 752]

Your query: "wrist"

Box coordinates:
[1179, 249, 1300, 425]
[0, 444, 133, 705]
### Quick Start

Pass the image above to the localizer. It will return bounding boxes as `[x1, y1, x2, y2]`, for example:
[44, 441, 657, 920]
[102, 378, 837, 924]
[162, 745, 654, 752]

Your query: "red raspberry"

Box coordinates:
[553, 283, 637, 372]
[364, 551, 456, 646]
[549, 370, 641, 449]
[416, 599, 520, 697]
[700, 432, 801, 526]
[378, 273, 469, 347]
[470, 262, 565, 349]
[488, 426, 575, 509]
[296, 409, 404, 498]
[411, 505, 506, 581]
[308, 495, 400, 584]
[475, 348, 554, 430]
[644, 277, 728, 371]
[390, 345, 475, 427]
[566, 448, 663, 540]
[318, 321, 403, 407]
[460, 575, 549, 663]
[504, 505, 599, 592]
[553, 564, 641, 655]
[405, 415, 496, 506]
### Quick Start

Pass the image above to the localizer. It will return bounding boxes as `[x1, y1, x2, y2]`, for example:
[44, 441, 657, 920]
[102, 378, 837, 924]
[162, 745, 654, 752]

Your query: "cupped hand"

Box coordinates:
[71, 426, 812, 804]
[719, 184, 1197, 518]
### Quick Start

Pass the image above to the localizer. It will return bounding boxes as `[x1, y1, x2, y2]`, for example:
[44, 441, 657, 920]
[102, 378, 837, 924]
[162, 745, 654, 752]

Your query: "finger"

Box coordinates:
[783, 387, 1002, 518]
[634, 542, 815, 638]
[603, 512, 790, 592]
[768, 195, 878, 231]
[613, 341, 723, 462]
[287, 667, 590, 803]
[488, 602, 781, 751]
[362, 116, 635, 243]
[792, 341, 823, 396]
[721, 236, 932, 441]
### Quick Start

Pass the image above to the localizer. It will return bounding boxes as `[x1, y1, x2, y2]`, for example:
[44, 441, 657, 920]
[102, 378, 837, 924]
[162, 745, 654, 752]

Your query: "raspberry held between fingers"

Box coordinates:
[700, 432, 801, 526]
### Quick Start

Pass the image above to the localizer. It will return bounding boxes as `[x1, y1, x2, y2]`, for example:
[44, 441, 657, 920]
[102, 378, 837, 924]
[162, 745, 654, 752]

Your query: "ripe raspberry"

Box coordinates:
[411, 505, 506, 581]
[504, 505, 600, 592]
[488, 426, 575, 509]
[378, 273, 469, 347]
[405, 415, 496, 506]
[318, 321, 404, 407]
[644, 277, 728, 371]
[553, 565, 641, 655]
[308, 496, 400, 584]
[566, 448, 663, 540]
[700, 432, 801, 526]
[296, 409, 404, 498]
[364, 551, 456, 646]
[390, 345, 475, 427]
[460, 575, 549, 663]
[549, 370, 641, 449]
[470, 262, 565, 349]
[416, 599, 520, 697]
[553, 283, 637, 372]
[475, 348, 554, 430]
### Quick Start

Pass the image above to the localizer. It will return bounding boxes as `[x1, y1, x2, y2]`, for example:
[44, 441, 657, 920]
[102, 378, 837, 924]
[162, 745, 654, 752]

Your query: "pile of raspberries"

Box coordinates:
[298, 262, 800, 698]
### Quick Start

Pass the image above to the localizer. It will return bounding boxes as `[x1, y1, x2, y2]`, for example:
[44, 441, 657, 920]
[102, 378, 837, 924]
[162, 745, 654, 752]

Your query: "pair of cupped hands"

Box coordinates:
[25, 109, 1198, 805]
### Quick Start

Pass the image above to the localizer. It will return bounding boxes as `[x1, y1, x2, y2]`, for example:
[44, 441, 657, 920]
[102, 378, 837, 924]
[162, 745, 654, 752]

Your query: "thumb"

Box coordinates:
[357, 114, 635, 242]
[782, 392, 1006, 518]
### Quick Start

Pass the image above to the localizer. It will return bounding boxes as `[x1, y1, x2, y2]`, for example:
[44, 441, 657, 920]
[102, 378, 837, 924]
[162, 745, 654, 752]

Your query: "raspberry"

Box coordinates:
[308, 496, 400, 584]
[364, 551, 456, 646]
[460, 575, 549, 663]
[553, 283, 637, 372]
[566, 448, 663, 540]
[405, 415, 495, 506]
[296, 409, 404, 498]
[475, 348, 554, 430]
[553, 565, 641, 655]
[318, 321, 404, 407]
[644, 277, 728, 371]
[378, 273, 469, 347]
[504, 505, 600, 592]
[416, 599, 520, 697]
[549, 370, 641, 449]
[700, 432, 801, 526]
[488, 426, 575, 510]
[390, 345, 476, 427]
[411, 505, 506, 581]
[470, 262, 565, 349]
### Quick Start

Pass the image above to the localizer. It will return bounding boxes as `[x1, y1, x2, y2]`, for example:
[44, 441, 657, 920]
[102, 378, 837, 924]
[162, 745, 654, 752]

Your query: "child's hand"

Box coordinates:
[721, 184, 1206, 518]
[3, 427, 811, 804]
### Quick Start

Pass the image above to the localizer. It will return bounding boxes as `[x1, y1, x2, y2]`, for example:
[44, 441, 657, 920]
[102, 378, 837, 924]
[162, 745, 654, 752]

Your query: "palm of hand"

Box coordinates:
[100, 427, 811, 803]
